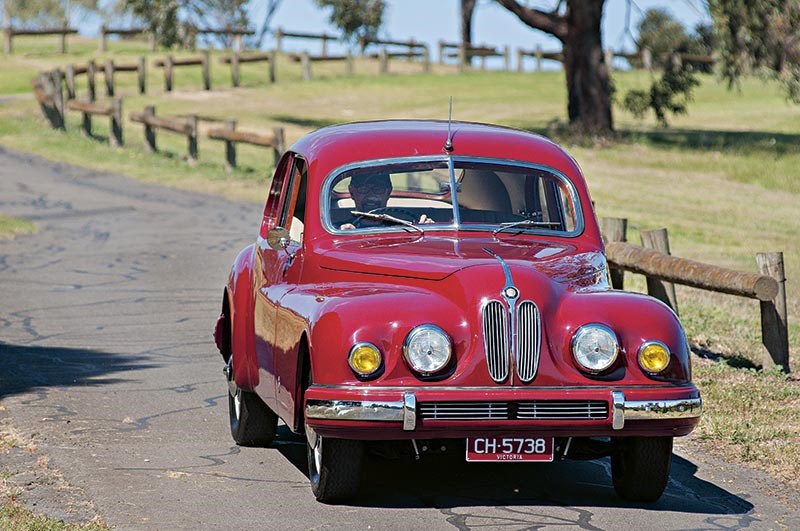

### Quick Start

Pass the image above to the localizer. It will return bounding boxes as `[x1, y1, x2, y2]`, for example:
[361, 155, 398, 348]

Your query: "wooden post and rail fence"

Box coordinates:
[599, 217, 790, 372]
[130, 106, 200, 164]
[154, 53, 211, 92]
[438, 41, 511, 71]
[275, 28, 337, 56]
[219, 51, 276, 87]
[65, 98, 123, 147]
[98, 25, 153, 53]
[207, 119, 285, 171]
[4, 26, 78, 54]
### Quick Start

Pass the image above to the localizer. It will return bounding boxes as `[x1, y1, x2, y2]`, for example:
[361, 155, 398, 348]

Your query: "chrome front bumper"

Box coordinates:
[305, 391, 702, 432]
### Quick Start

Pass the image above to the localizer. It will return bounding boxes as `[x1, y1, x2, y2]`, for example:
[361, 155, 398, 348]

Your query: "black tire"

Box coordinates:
[306, 424, 363, 503]
[227, 360, 277, 446]
[611, 436, 673, 502]
[304, 363, 363, 503]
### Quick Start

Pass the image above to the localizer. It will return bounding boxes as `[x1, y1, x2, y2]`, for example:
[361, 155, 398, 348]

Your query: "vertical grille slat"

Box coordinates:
[482, 300, 509, 383]
[516, 300, 541, 383]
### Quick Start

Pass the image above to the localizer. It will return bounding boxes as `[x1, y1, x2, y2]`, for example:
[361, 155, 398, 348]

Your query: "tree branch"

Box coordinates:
[494, 0, 568, 41]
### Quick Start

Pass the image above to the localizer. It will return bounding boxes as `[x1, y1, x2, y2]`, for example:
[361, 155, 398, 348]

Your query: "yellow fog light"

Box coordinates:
[349, 342, 382, 377]
[638, 341, 670, 373]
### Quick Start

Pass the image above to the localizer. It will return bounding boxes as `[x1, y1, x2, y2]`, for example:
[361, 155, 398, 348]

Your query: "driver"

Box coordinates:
[340, 173, 432, 230]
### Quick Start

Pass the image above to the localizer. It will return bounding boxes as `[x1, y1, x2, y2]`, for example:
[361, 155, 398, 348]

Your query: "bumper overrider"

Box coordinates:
[305, 386, 702, 438]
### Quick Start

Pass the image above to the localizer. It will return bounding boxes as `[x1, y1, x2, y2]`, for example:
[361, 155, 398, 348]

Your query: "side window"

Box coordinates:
[260, 153, 294, 239]
[280, 157, 307, 243]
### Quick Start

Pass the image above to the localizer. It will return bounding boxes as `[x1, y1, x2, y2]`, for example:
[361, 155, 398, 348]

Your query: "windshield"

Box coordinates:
[324, 158, 581, 235]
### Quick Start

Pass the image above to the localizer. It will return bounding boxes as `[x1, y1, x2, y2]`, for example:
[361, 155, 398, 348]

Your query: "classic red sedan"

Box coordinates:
[214, 120, 701, 503]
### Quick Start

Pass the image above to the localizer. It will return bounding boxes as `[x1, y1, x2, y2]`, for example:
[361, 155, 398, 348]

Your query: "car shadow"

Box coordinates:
[271, 427, 752, 515]
[0, 342, 159, 398]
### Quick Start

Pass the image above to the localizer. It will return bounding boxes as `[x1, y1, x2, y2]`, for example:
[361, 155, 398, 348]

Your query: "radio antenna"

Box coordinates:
[444, 96, 454, 152]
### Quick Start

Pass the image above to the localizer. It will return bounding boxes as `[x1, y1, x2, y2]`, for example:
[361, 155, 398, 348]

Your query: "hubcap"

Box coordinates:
[305, 424, 322, 479]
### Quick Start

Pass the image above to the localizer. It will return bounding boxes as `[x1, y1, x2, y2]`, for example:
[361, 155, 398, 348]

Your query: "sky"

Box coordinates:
[257, 0, 711, 67]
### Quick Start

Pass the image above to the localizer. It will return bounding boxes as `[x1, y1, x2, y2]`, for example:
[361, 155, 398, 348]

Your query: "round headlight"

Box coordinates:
[348, 342, 382, 377]
[572, 324, 619, 373]
[403, 325, 451, 375]
[638, 341, 670, 373]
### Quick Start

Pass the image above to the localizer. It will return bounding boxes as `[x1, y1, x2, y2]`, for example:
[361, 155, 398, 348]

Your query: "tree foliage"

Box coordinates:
[315, 0, 385, 48]
[635, 8, 714, 72]
[623, 60, 701, 126]
[710, 0, 800, 102]
[3, 0, 99, 27]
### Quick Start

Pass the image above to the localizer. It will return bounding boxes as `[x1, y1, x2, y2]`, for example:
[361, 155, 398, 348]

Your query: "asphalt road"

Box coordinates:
[1, 147, 798, 531]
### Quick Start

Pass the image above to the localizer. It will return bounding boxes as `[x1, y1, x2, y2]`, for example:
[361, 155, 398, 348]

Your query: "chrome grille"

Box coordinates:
[418, 400, 608, 421]
[516, 301, 541, 382]
[482, 300, 509, 383]
[517, 400, 607, 420]
[418, 402, 508, 420]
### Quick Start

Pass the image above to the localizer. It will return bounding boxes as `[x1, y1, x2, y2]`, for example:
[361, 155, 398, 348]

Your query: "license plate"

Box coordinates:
[466, 436, 554, 462]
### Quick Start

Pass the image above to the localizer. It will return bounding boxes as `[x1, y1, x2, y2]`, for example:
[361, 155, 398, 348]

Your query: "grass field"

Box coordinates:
[1, 35, 800, 519]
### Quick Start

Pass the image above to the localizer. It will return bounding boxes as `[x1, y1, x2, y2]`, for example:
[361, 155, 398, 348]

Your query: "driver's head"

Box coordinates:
[348, 173, 392, 212]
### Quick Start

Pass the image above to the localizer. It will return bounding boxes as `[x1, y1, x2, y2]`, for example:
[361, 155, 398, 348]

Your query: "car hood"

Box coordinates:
[317, 235, 607, 286]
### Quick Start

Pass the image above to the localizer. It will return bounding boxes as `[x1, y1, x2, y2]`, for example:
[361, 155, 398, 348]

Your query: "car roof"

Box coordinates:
[290, 120, 584, 183]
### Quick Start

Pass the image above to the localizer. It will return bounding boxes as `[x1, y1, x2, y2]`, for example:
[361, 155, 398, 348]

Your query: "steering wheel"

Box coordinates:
[366, 207, 418, 223]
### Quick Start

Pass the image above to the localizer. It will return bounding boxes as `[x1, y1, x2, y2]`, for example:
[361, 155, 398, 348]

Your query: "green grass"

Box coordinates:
[2, 41, 800, 489]
[0, 215, 36, 239]
[0, 504, 107, 531]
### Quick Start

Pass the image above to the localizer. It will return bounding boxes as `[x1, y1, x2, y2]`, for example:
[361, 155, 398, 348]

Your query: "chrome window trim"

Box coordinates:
[320, 155, 585, 237]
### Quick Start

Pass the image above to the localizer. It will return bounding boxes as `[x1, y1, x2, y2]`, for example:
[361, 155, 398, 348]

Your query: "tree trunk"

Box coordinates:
[460, 0, 477, 67]
[563, 0, 613, 134]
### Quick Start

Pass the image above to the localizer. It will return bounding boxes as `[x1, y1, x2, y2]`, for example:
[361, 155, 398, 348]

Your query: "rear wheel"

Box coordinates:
[611, 436, 673, 502]
[227, 358, 277, 446]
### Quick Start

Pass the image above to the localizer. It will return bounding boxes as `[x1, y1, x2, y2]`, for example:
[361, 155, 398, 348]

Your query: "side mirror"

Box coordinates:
[267, 226, 290, 251]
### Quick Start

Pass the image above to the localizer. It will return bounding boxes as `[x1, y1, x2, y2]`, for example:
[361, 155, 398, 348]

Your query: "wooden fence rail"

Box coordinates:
[219, 51, 276, 86]
[65, 98, 123, 146]
[438, 41, 510, 71]
[288, 52, 354, 80]
[600, 217, 789, 371]
[4, 26, 78, 54]
[98, 25, 152, 52]
[207, 119, 285, 171]
[103, 58, 146, 97]
[275, 28, 338, 56]
[130, 106, 199, 163]
[153, 53, 211, 91]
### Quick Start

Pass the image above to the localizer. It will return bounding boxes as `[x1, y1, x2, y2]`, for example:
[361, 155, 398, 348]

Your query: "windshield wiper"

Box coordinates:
[351, 210, 425, 234]
[493, 219, 561, 236]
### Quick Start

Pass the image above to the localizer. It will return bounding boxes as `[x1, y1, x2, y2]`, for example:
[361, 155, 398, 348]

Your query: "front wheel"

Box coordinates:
[611, 436, 673, 502]
[306, 424, 363, 503]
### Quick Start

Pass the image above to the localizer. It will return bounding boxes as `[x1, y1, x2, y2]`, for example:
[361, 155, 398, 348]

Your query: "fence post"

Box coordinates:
[59, 24, 67, 54]
[110, 98, 123, 147]
[223, 118, 237, 172]
[65, 64, 76, 100]
[438, 40, 445, 65]
[104, 59, 115, 97]
[87, 60, 96, 102]
[143, 105, 156, 152]
[275, 28, 283, 53]
[137, 56, 146, 94]
[187, 114, 198, 165]
[378, 48, 388, 75]
[272, 127, 285, 167]
[517, 48, 524, 73]
[321, 33, 328, 58]
[503, 46, 510, 72]
[641, 228, 679, 314]
[268, 50, 276, 83]
[536, 45, 542, 72]
[3, 26, 11, 54]
[422, 43, 430, 73]
[98, 24, 107, 53]
[457, 43, 466, 73]
[301, 52, 311, 80]
[757, 252, 789, 372]
[642, 47, 652, 71]
[80, 108, 91, 137]
[346, 50, 354, 76]
[164, 55, 174, 92]
[599, 217, 627, 289]
[202, 50, 211, 90]
[50, 69, 65, 130]
[231, 51, 240, 87]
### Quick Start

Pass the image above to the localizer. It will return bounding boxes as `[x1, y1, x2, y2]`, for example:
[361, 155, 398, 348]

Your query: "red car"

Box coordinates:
[214, 120, 701, 503]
